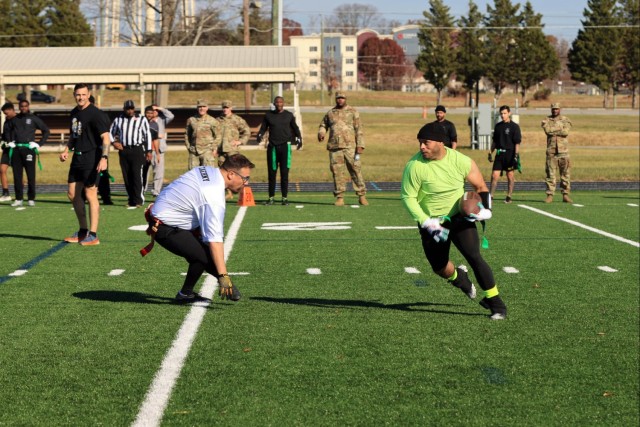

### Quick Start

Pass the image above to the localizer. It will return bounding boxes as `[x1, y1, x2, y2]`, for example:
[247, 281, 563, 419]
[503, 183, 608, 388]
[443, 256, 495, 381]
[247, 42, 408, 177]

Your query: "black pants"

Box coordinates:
[11, 146, 37, 201]
[98, 168, 112, 201]
[419, 218, 495, 291]
[119, 146, 145, 206]
[266, 143, 290, 198]
[154, 224, 219, 294]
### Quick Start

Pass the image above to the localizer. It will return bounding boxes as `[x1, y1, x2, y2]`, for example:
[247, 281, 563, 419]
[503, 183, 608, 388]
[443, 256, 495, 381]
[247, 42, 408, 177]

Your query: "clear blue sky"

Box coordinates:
[285, 0, 587, 42]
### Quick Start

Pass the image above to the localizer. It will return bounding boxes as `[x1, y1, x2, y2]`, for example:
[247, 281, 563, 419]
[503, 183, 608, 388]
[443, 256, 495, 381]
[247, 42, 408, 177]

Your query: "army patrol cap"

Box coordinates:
[417, 122, 450, 144]
[196, 99, 208, 107]
[335, 92, 346, 99]
[551, 103, 560, 109]
[221, 100, 233, 108]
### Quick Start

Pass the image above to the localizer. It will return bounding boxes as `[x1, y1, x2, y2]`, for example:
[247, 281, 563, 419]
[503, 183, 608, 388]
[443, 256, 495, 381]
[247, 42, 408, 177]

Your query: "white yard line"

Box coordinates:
[132, 207, 247, 427]
[404, 267, 421, 274]
[108, 269, 125, 276]
[518, 204, 640, 248]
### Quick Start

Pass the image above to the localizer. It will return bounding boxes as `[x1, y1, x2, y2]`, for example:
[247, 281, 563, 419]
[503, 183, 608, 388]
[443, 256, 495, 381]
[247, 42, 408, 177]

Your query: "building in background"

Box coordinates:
[290, 33, 358, 92]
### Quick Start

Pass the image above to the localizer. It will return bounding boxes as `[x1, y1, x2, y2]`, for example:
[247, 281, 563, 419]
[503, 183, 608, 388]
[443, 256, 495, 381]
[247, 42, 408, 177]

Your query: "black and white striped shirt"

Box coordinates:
[110, 114, 152, 151]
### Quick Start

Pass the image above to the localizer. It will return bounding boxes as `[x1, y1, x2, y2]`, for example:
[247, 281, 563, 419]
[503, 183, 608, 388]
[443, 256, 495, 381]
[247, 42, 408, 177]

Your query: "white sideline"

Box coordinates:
[132, 207, 248, 427]
[519, 204, 639, 248]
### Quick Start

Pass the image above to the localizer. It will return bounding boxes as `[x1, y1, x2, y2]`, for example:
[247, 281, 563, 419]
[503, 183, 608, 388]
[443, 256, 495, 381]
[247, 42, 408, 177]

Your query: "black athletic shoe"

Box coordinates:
[450, 265, 476, 299]
[102, 198, 114, 205]
[281, 197, 289, 206]
[174, 291, 210, 303]
[479, 297, 507, 320]
[264, 197, 274, 206]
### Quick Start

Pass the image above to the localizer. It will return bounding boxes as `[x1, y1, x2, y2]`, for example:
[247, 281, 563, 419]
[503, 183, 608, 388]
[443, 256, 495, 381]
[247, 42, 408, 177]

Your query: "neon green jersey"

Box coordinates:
[401, 148, 472, 224]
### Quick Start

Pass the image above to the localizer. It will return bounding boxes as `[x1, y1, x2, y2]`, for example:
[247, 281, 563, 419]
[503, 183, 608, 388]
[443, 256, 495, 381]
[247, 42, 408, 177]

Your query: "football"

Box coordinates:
[459, 191, 482, 216]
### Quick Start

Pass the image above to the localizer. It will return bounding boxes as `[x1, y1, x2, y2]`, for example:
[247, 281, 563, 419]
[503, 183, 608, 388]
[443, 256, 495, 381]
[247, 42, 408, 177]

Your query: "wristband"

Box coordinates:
[101, 155, 108, 159]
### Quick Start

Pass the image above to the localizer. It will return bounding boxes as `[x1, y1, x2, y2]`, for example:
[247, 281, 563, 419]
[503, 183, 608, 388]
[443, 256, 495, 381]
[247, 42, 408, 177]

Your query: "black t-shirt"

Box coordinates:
[257, 109, 302, 146]
[434, 119, 457, 148]
[493, 120, 521, 151]
[69, 104, 111, 152]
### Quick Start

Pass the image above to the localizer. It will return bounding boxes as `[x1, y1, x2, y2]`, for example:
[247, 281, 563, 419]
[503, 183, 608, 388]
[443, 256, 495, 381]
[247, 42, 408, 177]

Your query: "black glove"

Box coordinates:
[512, 153, 519, 168]
[487, 153, 493, 162]
[295, 137, 302, 150]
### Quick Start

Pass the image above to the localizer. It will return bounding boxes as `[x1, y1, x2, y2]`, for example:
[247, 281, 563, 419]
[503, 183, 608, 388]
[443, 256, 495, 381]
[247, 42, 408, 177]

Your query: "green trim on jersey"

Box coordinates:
[401, 148, 472, 224]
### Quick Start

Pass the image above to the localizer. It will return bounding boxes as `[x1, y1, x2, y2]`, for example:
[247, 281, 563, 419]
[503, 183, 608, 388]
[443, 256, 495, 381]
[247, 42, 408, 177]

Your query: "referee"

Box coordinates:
[110, 100, 153, 208]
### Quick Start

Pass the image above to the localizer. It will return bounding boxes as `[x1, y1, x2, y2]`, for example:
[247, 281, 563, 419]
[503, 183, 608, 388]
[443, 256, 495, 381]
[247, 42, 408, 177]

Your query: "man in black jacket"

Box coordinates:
[9, 100, 50, 207]
[257, 96, 302, 206]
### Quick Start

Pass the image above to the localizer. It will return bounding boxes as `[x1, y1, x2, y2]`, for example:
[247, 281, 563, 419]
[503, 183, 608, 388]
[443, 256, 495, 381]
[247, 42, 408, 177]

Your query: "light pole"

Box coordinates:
[243, 1, 262, 110]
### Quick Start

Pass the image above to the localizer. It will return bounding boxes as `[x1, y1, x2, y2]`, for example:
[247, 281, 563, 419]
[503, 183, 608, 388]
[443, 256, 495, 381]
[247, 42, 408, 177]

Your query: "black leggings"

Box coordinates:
[154, 224, 219, 294]
[266, 143, 290, 198]
[419, 218, 495, 290]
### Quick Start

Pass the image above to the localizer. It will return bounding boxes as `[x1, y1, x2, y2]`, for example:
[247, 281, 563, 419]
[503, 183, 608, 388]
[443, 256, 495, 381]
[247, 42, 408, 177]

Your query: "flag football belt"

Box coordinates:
[10, 142, 43, 170]
[139, 204, 203, 256]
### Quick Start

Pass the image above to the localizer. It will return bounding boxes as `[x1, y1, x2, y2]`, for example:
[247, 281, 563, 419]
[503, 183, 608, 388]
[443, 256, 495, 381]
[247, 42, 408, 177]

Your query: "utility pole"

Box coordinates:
[244, 0, 251, 110]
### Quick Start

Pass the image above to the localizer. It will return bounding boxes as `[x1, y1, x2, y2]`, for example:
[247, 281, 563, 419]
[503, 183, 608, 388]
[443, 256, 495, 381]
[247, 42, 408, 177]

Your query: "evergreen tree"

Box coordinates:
[0, 0, 16, 47]
[415, 0, 456, 104]
[5, 0, 47, 47]
[512, 2, 560, 104]
[45, 0, 94, 47]
[568, 0, 623, 108]
[455, 1, 486, 106]
[483, 0, 521, 101]
[618, 0, 639, 108]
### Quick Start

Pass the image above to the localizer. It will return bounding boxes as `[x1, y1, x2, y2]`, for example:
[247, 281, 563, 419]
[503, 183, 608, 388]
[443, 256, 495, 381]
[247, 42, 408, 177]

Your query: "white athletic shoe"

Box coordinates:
[11, 200, 23, 207]
[28, 200, 35, 207]
[0, 194, 11, 202]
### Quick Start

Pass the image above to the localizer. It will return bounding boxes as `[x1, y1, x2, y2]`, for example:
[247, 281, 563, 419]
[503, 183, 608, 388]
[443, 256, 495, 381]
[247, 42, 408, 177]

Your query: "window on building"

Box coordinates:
[348, 85, 353, 90]
[346, 71, 354, 77]
[310, 46, 318, 52]
[346, 58, 354, 64]
[310, 71, 318, 76]
[346, 46, 354, 52]
[327, 45, 336, 52]
[310, 59, 318, 65]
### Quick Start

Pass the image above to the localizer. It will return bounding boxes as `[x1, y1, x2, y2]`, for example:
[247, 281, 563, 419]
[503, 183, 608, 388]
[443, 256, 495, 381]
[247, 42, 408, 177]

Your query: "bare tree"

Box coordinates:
[327, 3, 383, 35]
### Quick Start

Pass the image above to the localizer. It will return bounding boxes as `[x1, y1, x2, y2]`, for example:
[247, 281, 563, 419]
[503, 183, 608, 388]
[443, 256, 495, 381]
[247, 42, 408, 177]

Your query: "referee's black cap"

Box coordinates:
[417, 122, 450, 144]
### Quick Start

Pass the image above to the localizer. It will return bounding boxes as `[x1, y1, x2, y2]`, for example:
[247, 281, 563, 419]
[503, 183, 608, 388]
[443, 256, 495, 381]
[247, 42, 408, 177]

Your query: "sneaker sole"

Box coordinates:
[79, 240, 100, 246]
[489, 312, 507, 320]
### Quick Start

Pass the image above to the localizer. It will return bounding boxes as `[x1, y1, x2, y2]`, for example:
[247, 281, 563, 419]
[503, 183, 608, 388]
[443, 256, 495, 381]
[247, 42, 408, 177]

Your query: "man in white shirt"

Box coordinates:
[147, 154, 255, 302]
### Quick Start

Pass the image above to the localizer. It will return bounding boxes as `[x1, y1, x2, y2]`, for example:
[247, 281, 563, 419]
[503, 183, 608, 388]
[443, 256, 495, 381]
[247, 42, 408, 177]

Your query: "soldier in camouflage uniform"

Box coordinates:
[542, 103, 572, 203]
[317, 92, 368, 206]
[217, 100, 251, 199]
[185, 99, 220, 170]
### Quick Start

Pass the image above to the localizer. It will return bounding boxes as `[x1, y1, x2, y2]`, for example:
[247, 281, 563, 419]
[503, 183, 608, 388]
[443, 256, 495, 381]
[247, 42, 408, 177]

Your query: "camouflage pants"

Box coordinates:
[545, 154, 571, 195]
[188, 149, 217, 170]
[329, 148, 366, 198]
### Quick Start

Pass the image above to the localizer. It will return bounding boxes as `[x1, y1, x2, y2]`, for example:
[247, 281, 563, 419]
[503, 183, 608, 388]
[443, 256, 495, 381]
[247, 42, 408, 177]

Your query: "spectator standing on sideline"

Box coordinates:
[60, 83, 111, 246]
[143, 106, 160, 193]
[9, 100, 50, 207]
[150, 104, 174, 196]
[542, 103, 573, 203]
[185, 99, 219, 170]
[317, 92, 368, 206]
[0, 102, 17, 202]
[217, 100, 250, 200]
[110, 100, 153, 208]
[257, 96, 302, 206]
[488, 105, 521, 204]
[401, 122, 507, 320]
[433, 105, 458, 149]
[145, 154, 255, 302]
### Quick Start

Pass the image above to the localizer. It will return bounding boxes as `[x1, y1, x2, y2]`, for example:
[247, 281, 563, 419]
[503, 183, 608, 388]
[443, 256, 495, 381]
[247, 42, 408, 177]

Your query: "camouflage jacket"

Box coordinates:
[541, 115, 572, 155]
[185, 114, 220, 155]
[217, 114, 251, 155]
[318, 105, 363, 150]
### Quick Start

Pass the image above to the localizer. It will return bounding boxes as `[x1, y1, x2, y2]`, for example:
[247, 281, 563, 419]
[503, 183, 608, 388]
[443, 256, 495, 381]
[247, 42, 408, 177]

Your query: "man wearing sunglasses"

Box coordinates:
[147, 154, 255, 303]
